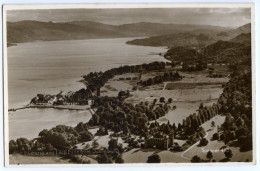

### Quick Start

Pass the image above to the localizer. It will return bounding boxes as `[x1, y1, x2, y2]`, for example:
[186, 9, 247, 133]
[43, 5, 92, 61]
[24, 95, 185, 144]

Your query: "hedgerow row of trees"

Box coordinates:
[139, 71, 182, 87]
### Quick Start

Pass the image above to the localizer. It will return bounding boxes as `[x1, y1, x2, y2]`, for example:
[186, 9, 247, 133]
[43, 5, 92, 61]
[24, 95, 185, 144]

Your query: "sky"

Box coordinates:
[6, 8, 251, 28]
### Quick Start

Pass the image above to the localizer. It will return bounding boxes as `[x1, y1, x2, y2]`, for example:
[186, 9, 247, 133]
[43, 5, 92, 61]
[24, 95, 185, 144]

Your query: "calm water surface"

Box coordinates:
[8, 38, 167, 140]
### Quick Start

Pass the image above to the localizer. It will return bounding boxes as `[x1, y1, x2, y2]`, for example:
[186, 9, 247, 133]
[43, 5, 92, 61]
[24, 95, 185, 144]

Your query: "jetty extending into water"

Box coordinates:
[8, 104, 94, 114]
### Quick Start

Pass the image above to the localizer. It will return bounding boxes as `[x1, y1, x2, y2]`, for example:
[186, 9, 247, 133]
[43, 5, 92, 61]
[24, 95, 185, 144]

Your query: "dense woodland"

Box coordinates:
[217, 69, 252, 151]
[164, 46, 204, 63]
[89, 96, 171, 135]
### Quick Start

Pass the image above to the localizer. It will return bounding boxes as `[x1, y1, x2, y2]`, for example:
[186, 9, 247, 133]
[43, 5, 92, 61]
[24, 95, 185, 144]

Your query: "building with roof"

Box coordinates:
[144, 132, 174, 150]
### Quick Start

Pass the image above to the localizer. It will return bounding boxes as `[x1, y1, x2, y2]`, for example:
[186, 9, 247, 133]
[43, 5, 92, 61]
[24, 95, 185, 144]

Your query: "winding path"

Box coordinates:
[181, 132, 209, 160]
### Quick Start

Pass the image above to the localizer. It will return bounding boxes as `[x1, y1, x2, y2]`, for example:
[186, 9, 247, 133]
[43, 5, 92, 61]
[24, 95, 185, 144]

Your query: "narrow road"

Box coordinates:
[181, 132, 209, 160]
[162, 82, 169, 90]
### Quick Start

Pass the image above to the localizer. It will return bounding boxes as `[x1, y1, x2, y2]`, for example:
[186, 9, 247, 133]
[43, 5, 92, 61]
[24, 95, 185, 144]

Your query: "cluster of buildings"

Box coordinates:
[30, 91, 92, 106]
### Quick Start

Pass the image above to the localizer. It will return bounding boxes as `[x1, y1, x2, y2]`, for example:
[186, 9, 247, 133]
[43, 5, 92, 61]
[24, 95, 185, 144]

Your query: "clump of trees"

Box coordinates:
[97, 152, 113, 164]
[224, 149, 233, 160]
[95, 127, 108, 136]
[147, 154, 161, 163]
[199, 138, 209, 146]
[96, 138, 124, 164]
[206, 151, 213, 161]
[191, 155, 203, 163]
[182, 61, 207, 72]
[118, 90, 130, 99]
[212, 133, 220, 140]
[89, 96, 170, 136]
[164, 46, 204, 63]
[178, 102, 220, 138]
[9, 122, 94, 154]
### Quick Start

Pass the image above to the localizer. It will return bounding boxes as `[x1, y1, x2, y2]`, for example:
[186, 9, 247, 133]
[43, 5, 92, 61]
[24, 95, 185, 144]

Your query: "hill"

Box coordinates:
[229, 33, 251, 45]
[164, 37, 251, 64]
[7, 20, 129, 43]
[164, 46, 204, 63]
[126, 23, 251, 48]
[126, 33, 216, 48]
[7, 20, 230, 44]
[116, 22, 229, 36]
[201, 40, 251, 63]
[216, 23, 251, 41]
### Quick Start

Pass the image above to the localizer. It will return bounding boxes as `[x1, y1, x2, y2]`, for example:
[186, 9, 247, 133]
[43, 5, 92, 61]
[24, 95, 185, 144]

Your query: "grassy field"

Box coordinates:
[100, 73, 139, 96]
[122, 148, 189, 163]
[9, 154, 72, 165]
[165, 82, 223, 90]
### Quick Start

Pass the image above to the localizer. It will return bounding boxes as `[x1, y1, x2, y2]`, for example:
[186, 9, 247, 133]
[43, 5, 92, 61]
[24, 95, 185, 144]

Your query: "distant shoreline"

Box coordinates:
[7, 36, 148, 46]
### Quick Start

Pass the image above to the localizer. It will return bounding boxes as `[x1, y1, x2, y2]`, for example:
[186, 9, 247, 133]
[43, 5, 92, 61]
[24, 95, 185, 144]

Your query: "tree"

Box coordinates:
[76, 122, 87, 132]
[97, 153, 113, 163]
[46, 143, 56, 152]
[199, 138, 208, 146]
[211, 121, 215, 127]
[9, 140, 17, 154]
[92, 114, 100, 125]
[92, 139, 99, 148]
[115, 155, 124, 163]
[39, 129, 48, 138]
[212, 133, 219, 140]
[80, 131, 94, 141]
[199, 103, 204, 110]
[224, 149, 233, 160]
[147, 154, 161, 163]
[177, 123, 182, 132]
[191, 155, 202, 163]
[206, 151, 213, 161]
[159, 97, 165, 103]
[108, 138, 118, 151]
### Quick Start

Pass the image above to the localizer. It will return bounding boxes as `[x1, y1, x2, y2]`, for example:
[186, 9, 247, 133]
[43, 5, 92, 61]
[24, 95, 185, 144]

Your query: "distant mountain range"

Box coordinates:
[217, 23, 251, 41]
[126, 23, 251, 48]
[7, 20, 231, 44]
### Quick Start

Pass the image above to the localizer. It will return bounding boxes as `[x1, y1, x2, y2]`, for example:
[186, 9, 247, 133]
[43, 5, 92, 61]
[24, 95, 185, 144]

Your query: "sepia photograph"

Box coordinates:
[3, 4, 255, 166]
